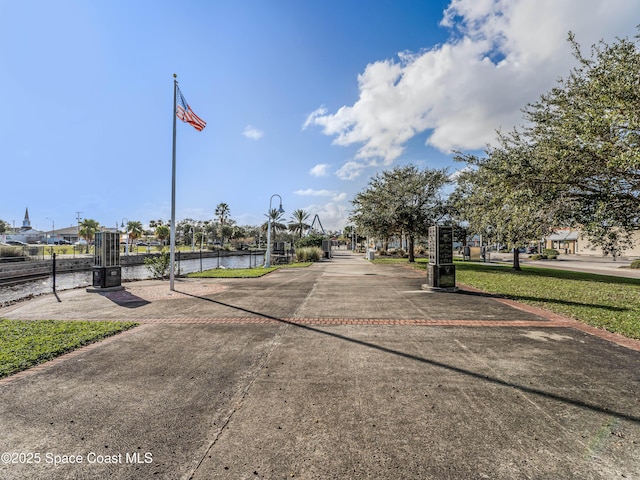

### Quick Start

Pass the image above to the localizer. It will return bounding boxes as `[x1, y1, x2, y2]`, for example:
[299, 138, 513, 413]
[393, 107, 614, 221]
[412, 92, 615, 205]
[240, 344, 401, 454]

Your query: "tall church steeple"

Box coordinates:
[22, 207, 31, 230]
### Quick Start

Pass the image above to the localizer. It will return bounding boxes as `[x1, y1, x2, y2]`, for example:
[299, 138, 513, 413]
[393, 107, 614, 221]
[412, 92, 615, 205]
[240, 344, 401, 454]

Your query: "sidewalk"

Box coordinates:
[1, 251, 639, 479]
[488, 251, 640, 278]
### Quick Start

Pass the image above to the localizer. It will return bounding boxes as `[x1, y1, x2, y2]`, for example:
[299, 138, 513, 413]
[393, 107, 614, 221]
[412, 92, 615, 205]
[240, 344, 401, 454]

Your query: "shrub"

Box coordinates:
[295, 247, 323, 262]
[415, 245, 427, 256]
[631, 259, 640, 269]
[543, 249, 559, 259]
[295, 233, 324, 249]
[144, 249, 179, 279]
[0, 246, 22, 258]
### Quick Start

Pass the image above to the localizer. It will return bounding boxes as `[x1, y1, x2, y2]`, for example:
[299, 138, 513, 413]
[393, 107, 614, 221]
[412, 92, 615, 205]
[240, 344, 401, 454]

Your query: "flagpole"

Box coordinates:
[170, 74, 178, 291]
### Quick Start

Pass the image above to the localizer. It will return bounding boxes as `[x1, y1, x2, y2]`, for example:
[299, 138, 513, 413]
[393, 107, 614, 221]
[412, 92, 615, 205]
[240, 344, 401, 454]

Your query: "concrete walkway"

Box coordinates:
[488, 251, 640, 279]
[1, 251, 639, 479]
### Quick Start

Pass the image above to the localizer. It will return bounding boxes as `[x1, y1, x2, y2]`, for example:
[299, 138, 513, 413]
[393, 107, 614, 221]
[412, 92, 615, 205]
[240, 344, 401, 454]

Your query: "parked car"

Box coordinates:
[526, 246, 538, 254]
[6, 240, 28, 246]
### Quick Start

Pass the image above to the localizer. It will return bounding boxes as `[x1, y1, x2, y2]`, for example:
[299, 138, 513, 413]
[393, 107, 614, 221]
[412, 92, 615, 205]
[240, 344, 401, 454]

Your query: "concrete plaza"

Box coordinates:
[0, 251, 638, 479]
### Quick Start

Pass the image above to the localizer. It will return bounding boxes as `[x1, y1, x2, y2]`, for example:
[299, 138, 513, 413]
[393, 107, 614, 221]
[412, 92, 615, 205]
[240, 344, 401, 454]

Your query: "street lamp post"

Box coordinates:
[264, 194, 284, 268]
[45, 217, 54, 246]
[191, 225, 196, 252]
[121, 218, 129, 256]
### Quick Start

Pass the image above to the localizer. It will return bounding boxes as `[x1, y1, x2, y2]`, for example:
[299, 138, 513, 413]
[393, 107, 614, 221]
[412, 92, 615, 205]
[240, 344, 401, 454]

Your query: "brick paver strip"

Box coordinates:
[2, 280, 639, 388]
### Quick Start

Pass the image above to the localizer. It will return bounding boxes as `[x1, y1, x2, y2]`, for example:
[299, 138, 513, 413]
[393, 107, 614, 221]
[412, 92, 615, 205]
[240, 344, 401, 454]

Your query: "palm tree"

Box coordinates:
[126, 221, 144, 251]
[215, 203, 231, 242]
[215, 203, 230, 227]
[79, 219, 100, 254]
[155, 225, 170, 245]
[149, 219, 164, 230]
[288, 209, 311, 239]
[262, 208, 287, 246]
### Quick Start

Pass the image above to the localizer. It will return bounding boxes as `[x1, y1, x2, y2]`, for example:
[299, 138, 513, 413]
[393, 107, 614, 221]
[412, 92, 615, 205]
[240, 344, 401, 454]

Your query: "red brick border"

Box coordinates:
[3, 288, 639, 387]
[458, 283, 640, 352]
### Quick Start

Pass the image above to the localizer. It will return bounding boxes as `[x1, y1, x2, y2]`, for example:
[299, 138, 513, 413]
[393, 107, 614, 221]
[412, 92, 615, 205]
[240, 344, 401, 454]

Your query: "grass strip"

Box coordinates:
[187, 262, 312, 278]
[374, 257, 640, 339]
[0, 320, 137, 379]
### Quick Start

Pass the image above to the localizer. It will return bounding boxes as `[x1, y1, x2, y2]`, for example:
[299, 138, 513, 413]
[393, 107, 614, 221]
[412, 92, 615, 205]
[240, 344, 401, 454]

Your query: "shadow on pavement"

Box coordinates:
[101, 290, 151, 309]
[457, 289, 629, 312]
[459, 261, 640, 286]
[176, 289, 640, 425]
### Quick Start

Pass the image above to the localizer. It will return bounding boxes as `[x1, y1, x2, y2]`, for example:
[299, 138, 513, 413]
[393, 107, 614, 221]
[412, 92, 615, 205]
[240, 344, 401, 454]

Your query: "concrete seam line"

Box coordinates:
[183, 322, 291, 480]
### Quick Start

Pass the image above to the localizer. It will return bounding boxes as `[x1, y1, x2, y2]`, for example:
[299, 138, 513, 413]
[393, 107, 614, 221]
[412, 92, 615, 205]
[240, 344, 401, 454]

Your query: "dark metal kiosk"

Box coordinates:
[425, 225, 457, 291]
[88, 231, 123, 291]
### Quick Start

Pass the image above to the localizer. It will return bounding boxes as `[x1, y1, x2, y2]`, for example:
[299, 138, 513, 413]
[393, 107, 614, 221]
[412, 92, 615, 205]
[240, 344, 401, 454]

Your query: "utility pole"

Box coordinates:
[75, 212, 83, 254]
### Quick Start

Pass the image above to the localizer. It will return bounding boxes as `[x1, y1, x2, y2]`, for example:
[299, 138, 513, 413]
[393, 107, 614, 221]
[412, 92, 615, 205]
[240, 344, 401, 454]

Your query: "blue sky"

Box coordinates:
[2, 0, 639, 233]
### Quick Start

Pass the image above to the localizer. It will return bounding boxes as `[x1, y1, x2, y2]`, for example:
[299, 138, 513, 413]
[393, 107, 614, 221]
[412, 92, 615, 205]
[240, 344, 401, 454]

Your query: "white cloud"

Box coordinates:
[305, 0, 640, 178]
[448, 166, 473, 182]
[294, 188, 347, 202]
[336, 161, 370, 180]
[304, 202, 350, 231]
[303, 107, 328, 130]
[332, 192, 347, 202]
[309, 163, 330, 177]
[242, 125, 264, 140]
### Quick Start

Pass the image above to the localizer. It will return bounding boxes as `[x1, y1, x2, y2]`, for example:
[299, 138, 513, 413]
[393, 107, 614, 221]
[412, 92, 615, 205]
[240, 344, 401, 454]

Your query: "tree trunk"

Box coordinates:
[408, 235, 415, 262]
[512, 248, 521, 271]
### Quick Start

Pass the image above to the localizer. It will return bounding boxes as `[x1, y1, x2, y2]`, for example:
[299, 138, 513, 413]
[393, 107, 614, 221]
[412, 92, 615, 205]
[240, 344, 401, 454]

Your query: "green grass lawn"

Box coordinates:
[373, 257, 640, 339]
[187, 262, 312, 278]
[0, 320, 137, 379]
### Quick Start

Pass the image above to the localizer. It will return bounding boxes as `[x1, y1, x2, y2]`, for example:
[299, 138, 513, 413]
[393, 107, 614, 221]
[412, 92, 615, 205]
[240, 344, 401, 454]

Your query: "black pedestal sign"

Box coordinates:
[427, 225, 456, 289]
[88, 231, 123, 292]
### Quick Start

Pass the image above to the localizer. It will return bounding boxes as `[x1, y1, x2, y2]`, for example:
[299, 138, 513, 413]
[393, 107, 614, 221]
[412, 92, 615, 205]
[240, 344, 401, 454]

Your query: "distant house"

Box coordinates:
[546, 228, 640, 257]
[545, 229, 580, 254]
[42, 225, 80, 244]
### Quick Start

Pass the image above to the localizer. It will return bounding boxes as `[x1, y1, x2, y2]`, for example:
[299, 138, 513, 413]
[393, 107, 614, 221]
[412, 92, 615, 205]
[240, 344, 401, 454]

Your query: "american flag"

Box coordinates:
[176, 87, 206, 131]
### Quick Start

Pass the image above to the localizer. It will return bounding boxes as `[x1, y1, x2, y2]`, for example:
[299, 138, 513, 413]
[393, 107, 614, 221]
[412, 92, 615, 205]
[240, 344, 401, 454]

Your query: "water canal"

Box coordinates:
[0, 252, 265, 305]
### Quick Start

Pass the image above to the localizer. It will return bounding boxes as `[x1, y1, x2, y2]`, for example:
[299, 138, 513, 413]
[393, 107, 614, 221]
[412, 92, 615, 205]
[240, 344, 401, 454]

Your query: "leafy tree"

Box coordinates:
[220, 224, 233, 245]
[0, 220, 8, 236]
[288, 209, 311, 238]
[177, 218, 197, 245]
[351, 165, 450, 262]
[450, 165, 554, 270]
[459, 33, 640, 258]
[350, 178, 396, 250]
[203, 220, 216, 243]
[230, 225, 247, 246]
[295, 232, 324, 249]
